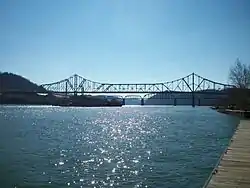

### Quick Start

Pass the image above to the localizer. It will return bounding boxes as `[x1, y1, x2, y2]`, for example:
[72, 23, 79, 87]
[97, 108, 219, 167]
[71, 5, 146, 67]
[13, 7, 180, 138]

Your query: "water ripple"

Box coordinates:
[0, 106, 239, 187]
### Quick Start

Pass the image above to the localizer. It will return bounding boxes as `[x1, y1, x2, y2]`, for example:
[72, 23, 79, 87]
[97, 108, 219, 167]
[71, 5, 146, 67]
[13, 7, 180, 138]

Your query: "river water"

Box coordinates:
[0, 105, 239, 188]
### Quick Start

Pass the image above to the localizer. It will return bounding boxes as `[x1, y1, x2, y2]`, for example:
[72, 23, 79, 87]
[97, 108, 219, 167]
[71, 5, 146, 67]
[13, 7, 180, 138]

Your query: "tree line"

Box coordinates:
[229, 58, 250, 88]
[225, 59, 250, 110]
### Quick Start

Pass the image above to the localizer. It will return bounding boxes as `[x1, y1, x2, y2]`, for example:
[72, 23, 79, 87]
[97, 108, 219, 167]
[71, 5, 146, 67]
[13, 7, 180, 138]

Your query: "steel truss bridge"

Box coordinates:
[41, 73, 233, 94]
[0, 73, 234, 106]
[39, 73, 234, 106]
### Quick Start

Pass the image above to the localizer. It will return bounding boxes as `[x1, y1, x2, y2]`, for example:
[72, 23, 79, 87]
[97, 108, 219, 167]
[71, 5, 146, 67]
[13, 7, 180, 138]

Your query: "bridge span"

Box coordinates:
[1, 73, 235, 107]
[38, 72, 234, 107]
[41, 73, 233, 94]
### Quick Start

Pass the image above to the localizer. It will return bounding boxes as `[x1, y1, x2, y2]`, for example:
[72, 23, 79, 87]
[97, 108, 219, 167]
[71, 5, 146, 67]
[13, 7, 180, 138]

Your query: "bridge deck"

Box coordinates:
[204, 120, 250, 188]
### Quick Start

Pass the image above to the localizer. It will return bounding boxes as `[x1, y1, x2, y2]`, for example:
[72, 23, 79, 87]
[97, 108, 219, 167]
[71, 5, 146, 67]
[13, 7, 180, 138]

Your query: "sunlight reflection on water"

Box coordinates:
[0, 106, 239, 187]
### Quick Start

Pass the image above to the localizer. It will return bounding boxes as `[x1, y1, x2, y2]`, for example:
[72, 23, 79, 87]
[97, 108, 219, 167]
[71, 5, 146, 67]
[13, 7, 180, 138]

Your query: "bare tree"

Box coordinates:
[229, 59, 250, 88]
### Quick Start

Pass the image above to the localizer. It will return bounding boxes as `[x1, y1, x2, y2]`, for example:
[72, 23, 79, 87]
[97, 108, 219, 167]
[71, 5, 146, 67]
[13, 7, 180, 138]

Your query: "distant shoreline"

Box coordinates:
[0, 102, 122, 107]
[211, 106, 250, 118]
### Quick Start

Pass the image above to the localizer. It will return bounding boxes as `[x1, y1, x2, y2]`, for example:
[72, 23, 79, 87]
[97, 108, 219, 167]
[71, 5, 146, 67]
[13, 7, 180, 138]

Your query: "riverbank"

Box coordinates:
[211, 106, 250, 118]
[203, 120, 250, 187]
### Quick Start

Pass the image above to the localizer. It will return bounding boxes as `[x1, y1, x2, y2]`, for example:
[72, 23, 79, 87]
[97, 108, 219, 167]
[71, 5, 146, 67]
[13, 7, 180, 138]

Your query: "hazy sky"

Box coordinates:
[1, 0, 250, 85]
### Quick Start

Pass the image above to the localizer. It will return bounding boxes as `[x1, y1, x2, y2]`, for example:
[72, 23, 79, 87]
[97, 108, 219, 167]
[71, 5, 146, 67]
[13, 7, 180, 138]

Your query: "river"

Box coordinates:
[0, 105, 239, 188]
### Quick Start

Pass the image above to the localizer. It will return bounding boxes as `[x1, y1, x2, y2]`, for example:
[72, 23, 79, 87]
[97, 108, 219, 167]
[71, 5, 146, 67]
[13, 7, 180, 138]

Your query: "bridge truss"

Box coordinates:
[41, 73, 234, 94]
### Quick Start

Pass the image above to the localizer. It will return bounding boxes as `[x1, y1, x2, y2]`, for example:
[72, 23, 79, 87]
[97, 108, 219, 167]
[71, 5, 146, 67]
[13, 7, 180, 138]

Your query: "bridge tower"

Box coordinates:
[192, 72, 195, 107]
[74, 74, 78, 96]
[81, 87, 84, 95]
[65, 81, 68, 96]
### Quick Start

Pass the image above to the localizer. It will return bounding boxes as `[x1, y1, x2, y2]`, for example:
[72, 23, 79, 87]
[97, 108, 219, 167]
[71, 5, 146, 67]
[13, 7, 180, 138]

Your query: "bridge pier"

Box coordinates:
[192, 92, 195, 107]
[192, 73, 195, 107]
[141, 98, 144, 106]
[174, 98, 176, 106]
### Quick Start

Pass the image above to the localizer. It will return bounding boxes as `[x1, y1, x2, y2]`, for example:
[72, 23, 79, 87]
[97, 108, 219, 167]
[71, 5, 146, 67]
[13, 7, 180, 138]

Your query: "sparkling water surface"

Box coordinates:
[0, 105, 239, 188]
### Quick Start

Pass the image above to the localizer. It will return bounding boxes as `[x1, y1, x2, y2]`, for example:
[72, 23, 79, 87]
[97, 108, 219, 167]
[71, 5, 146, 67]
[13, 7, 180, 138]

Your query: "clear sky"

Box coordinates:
[1, 0, 250, 85]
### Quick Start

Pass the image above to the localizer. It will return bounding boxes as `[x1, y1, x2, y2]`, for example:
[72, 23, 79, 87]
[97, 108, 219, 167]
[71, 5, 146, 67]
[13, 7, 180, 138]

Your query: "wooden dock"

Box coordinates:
[203, 120, 250, 188]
